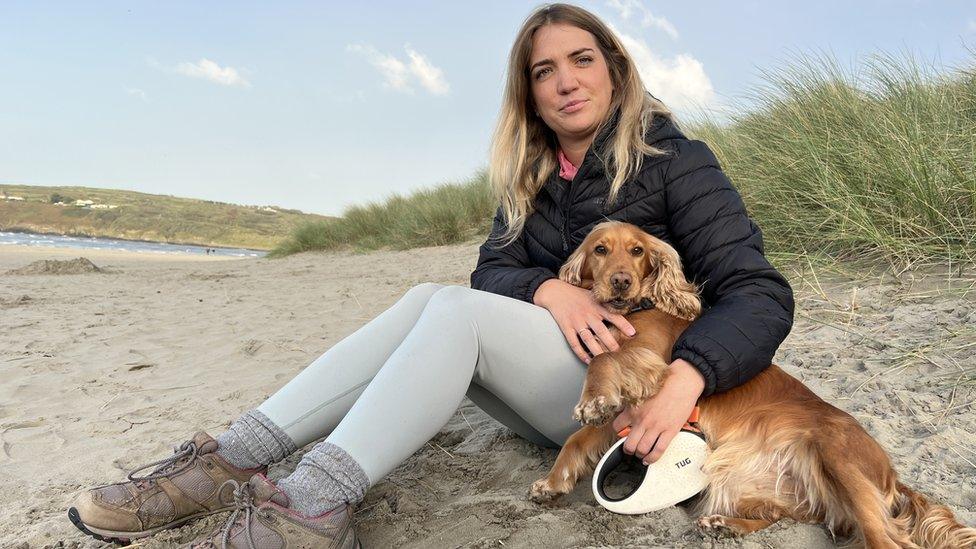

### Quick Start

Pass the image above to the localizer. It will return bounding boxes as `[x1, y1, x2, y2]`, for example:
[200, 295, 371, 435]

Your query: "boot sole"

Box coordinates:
[68, 505, 230, 544]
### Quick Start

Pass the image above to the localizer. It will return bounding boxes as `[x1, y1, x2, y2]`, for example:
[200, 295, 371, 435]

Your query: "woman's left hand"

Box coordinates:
[611, 358, 705, 465]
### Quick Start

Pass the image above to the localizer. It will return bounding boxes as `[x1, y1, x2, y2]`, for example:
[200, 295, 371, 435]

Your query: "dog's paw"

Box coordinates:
[573, 395, 622, 426]
[697, 515, 726, 530]
[697, 515, 739, 537]
[529, 478, 562, 503]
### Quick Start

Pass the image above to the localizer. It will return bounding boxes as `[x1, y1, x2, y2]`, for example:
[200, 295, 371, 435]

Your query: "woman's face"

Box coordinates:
[528, 23, 614, 148]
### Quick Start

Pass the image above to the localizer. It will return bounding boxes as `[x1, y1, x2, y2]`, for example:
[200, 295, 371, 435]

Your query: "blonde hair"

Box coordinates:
[487, 2, 674, 248]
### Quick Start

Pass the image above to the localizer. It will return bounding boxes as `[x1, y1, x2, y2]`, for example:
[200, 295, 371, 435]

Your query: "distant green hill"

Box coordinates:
[0, 184, 333, 251]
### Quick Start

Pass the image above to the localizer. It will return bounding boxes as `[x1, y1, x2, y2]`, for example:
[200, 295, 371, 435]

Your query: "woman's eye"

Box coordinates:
[632, 247, 643, 255]
[534, 57, 591, 80]
[595, 245, 607, 255]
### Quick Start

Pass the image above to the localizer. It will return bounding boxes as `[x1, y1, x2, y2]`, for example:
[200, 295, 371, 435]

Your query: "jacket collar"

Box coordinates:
[549, 106, 620, 190]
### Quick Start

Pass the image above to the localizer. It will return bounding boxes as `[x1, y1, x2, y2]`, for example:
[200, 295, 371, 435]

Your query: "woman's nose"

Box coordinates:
[557, 69, 580, 94]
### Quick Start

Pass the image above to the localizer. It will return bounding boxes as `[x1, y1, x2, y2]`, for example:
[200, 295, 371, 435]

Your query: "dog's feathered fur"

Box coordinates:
[528, 220, 976, 549]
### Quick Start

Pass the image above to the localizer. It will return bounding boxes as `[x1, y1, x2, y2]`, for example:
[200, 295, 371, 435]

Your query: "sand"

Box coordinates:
[1, 243, 974, 548]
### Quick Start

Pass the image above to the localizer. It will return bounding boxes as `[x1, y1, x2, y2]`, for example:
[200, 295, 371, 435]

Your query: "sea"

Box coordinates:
[0, 231, 267, 258]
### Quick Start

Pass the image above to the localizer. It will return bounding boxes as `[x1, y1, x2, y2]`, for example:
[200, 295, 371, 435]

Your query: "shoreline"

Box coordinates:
[0, 226, 272, 252]
[0, 243, 252, 266]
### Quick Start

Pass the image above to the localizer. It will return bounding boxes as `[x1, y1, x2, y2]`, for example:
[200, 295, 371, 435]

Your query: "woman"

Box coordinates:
[69, 4, 794, 548]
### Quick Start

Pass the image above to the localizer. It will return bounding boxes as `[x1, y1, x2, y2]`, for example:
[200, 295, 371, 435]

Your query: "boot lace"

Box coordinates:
[194, 479, 261, 549]
[125, 439, 199, 483]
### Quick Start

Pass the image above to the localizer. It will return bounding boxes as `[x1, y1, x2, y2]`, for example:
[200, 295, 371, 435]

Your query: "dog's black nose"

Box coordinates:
[610, 272, 632, 291]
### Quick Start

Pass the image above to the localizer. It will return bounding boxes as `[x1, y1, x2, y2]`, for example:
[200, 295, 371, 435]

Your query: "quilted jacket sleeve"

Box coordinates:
[470, 205, 558, 303]
[662, 140, 795, 397]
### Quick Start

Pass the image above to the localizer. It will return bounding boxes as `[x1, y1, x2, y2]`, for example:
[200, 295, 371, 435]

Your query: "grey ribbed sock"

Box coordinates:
[215, 409, 298, 469]
[276, 441, 371, 517]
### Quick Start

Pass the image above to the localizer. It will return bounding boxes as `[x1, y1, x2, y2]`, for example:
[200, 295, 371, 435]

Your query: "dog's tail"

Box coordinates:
[889, 481, 976, 549]
[816, 461, 913, 548]
[817, 448, 975, 549]
[832, 476, 975, 549]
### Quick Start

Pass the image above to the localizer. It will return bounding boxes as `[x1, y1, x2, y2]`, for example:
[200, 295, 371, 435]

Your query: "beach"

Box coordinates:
[1, 243, 974, 548]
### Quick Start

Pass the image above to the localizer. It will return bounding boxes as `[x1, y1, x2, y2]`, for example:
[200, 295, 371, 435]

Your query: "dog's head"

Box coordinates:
[557, 221, 701, 321]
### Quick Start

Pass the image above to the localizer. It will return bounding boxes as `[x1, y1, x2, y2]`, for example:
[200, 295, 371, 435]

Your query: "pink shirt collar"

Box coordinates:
[557, 148, 579, 181]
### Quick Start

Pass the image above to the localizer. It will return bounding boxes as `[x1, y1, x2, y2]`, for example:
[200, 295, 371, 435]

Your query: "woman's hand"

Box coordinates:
[533, 278, 635, 364]
[611, 358, 704, 464]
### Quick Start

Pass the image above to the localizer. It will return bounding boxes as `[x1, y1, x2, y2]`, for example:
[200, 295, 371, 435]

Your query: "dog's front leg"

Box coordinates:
[529, 424, 616, 503]
[610, 347, 671, 405]
[573, 344, 673, 426]
[573, 352, 626, 426]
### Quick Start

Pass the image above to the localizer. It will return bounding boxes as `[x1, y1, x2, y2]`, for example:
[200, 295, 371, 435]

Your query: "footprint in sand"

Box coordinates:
[0, 420, 66, 461]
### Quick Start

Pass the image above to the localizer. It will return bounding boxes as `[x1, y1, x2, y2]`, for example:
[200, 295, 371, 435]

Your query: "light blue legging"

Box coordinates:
[256, 283, 589, 485]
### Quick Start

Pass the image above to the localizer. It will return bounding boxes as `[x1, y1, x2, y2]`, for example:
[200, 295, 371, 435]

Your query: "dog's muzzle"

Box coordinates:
[592, 410, 708, 515]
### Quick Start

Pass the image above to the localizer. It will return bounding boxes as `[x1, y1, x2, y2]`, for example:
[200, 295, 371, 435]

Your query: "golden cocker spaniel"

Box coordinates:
[528, 220, 975, 549]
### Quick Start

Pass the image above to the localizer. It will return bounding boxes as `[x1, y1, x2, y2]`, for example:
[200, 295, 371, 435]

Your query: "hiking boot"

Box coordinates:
[68, 431, 265, 544]
[186, 473, 360, 549]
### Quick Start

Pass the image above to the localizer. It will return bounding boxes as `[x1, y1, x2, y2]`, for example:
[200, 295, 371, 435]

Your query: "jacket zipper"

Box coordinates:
[562, 175, 574, 254]
[561, 146, 595, 254]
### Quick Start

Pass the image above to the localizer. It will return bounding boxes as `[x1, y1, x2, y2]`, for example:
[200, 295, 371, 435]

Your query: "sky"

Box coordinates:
[1, 1, 975, 217]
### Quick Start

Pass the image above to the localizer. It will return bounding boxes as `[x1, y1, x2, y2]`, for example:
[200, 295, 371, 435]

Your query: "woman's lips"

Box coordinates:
[562, 100, 587, 113]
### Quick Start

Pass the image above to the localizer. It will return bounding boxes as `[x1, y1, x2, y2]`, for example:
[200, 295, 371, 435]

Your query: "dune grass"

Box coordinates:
[272, 51, 976, 268]
[267, 170, 496, 257]
[690, 51, 976, 269]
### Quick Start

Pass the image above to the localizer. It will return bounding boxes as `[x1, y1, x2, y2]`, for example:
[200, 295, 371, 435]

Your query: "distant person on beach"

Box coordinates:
[69, 4, 794, 547]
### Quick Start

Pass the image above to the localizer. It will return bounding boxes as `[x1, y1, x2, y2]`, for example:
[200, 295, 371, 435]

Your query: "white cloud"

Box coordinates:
[347, 43, 450, 96]
[125, 87, 149, 102]
[346, 44, 412, 92]
[611, 25, 717, 112]
[605, 0, 678, 40]
[404, 44, 450, 95]
[597, 7, 714, 113]
[175, 58, 251, 88]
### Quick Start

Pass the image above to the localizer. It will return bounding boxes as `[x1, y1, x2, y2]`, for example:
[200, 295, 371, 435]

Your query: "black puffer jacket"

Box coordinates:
[469, 105, 795, 397]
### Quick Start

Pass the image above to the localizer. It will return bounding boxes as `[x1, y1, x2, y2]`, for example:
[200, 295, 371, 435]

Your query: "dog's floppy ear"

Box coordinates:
[638, 234, 701, 321]
[558, 242, 593, 288]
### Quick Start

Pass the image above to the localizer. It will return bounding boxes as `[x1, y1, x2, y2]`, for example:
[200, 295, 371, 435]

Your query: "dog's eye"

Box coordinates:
[594, 245, 607, 255]
[631, 247, 643, 256]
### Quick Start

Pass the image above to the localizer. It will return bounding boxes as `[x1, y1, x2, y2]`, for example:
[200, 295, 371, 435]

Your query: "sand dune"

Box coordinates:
[0, 243, 973, 548]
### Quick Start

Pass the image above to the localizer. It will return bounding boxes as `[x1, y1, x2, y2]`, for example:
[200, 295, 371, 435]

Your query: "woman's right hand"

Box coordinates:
[533, 278, 636, 364]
